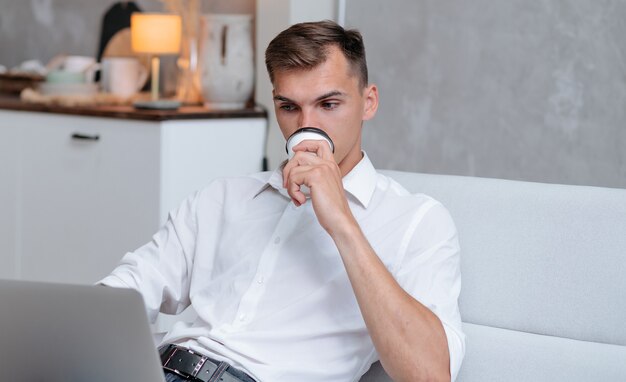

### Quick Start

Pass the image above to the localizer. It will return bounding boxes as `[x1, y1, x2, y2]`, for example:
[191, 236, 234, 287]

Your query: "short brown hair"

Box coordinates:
[265, 20, 368, 88]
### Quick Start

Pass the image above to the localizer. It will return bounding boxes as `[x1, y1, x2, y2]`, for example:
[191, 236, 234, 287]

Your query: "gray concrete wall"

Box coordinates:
[347, 0, 626, 189]
[0, 0, 254, 68]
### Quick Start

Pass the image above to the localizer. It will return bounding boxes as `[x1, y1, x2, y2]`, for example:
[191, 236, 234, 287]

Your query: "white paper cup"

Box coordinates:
[285, 127, 335, 198]
[285, 127, 334, 159]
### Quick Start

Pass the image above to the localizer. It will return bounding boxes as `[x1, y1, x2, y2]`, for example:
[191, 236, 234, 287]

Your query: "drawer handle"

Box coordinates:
[71, 133, 100, 141]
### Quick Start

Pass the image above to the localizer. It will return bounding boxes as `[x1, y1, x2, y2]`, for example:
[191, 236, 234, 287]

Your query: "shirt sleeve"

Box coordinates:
[98, 190, 201, 323]
[393, 199, 466, 381]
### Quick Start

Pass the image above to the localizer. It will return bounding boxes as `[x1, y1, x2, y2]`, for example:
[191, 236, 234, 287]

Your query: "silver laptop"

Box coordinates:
[0, 279, 166, 382]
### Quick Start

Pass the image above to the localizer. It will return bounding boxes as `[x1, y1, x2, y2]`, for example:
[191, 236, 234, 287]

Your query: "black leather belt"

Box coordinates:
[159, 344, 256, 382]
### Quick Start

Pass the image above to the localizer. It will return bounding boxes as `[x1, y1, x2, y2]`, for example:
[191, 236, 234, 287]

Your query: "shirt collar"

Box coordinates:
[252, 152, 378, 208]
[342, 152, 378, 208]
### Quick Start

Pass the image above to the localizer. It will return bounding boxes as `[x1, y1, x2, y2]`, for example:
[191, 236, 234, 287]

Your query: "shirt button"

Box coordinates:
[257, 276, 264, 284]
[274, 237, 281, 244]
[239, 314, 246, 321]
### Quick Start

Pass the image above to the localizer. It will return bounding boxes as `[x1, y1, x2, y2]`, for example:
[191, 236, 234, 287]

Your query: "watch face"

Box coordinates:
[285, 127, 334, 158]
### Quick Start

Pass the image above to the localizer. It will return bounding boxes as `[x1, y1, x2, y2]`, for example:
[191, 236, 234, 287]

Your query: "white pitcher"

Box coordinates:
[200, 14, 254, 109]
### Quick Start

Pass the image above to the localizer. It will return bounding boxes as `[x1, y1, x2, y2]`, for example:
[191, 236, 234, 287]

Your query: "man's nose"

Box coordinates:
[298, 108, 319, 128]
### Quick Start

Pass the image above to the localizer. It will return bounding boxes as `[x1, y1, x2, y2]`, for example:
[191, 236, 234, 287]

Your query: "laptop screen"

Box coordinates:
[0, 279, 166, 382]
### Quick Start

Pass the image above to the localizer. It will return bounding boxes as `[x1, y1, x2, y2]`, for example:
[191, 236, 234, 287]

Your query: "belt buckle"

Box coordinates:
[160, 344, 256, 382]
[162, 345, 210, 381]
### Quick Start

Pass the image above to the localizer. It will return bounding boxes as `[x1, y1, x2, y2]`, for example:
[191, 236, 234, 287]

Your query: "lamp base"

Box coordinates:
[133, 99, 181, 110]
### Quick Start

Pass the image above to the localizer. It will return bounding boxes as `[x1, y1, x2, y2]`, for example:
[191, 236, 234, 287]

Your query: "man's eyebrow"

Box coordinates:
[315, 91, 345, 101]
[273, 95, 293, 103]
[273, 91, 346, 103]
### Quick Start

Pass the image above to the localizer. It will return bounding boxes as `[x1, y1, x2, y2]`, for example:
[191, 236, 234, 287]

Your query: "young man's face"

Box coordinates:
[272, 46, 378, 175]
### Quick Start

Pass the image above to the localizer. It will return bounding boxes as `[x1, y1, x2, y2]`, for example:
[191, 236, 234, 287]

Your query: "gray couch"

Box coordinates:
[360, 171, 626, 381]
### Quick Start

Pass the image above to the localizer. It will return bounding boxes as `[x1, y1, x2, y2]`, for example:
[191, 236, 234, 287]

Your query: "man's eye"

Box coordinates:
[280, 104, 297, 112]
[322, 102, 339, 110]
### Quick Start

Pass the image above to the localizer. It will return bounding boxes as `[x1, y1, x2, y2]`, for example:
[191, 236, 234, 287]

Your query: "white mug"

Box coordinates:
[58, 55, 99, 82]
[63, 55, 96, 72]
[101, 57, 148, 98]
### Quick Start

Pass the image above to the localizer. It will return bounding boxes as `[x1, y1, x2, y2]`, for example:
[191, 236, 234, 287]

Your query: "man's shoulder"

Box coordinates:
[372, 172, 458, 245]
[368, 171, 457, 231]
[373, 171, 441, 207]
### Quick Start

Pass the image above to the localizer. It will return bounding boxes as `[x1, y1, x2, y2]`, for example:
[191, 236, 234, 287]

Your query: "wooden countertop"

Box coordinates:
[0, 96, 267, 121]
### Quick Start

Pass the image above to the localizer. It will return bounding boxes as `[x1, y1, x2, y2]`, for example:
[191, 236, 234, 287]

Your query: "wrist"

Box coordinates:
[328, 213, 363, 245]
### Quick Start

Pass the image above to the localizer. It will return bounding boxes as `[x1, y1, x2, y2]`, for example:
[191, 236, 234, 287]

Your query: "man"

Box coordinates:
[100, 21, 464, 382]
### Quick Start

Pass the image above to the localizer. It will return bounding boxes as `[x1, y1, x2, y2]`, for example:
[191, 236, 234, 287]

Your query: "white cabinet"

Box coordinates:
[0, 109, 266, 285]
[17, 113, 161, 284]
[0, 120, 19, 279]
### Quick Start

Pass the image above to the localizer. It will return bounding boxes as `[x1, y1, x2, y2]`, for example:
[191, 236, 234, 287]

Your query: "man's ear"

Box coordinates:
[363, 84, 379, 121]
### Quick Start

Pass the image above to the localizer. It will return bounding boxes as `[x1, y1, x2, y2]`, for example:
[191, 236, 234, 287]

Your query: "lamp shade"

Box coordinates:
[131, 13, 182, 55]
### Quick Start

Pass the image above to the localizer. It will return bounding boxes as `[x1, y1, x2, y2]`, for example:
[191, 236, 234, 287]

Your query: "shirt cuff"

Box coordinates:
[96, 274, 133, 289]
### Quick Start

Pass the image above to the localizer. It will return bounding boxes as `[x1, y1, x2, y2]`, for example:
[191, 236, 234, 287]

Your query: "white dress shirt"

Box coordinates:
[99, 153, 465, 382]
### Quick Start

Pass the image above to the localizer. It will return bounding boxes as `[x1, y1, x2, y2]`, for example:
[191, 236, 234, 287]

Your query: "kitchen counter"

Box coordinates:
[0, 95, 267, 121]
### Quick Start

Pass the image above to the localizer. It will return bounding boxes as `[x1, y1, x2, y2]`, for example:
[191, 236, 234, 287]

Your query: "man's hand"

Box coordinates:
[282, 139, 356, 235]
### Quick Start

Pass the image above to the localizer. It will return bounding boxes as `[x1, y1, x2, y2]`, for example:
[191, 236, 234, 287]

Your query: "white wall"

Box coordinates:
[346, 0, 626, 188]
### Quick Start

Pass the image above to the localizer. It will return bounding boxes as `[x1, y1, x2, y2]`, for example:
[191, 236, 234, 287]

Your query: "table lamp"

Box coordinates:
[131, 13, 182, 109]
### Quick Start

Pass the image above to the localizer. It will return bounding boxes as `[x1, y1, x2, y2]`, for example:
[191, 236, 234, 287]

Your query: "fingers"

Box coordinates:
[282, 139, 333, 187]
[291, 139, 334, 161]
[282, 149, 323, 188]
[282, 139, 337, 205]
[282, 153, 303, 189]
[285, 165, 311, 206]
[284, 160, 342, 203]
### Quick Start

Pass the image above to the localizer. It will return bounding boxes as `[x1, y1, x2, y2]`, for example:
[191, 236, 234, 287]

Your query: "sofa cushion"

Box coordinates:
[360, 323, 626, 381]
[456, 323, 626, 381]
[381, 171, 626, 347]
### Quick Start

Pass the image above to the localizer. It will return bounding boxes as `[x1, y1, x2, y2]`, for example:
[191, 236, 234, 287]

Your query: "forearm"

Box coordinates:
[332, 219, 451, 382]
